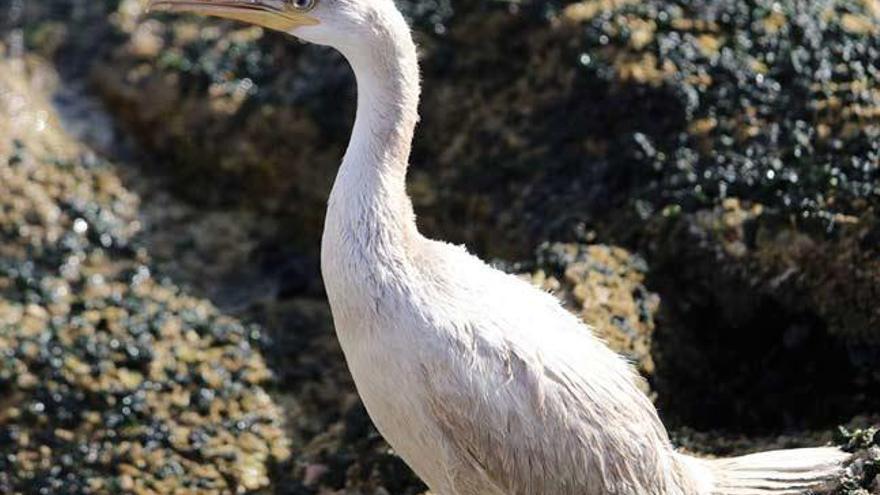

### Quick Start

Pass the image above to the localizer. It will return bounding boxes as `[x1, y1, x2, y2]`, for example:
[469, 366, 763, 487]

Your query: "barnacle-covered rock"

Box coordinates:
[0, 52, 289, 495]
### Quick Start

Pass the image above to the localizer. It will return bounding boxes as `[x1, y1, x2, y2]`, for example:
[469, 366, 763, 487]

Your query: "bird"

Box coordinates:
[149, 0, 851, 493]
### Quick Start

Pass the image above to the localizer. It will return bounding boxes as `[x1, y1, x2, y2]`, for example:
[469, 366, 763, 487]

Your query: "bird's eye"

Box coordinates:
[290, 0, 316, 10]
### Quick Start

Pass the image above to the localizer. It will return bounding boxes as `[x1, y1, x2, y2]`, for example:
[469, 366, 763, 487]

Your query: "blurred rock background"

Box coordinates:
[1, 0, 879, 493]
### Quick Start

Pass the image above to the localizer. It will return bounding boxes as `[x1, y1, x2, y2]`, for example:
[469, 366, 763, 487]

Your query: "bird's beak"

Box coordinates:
[148, 0, 319, 32]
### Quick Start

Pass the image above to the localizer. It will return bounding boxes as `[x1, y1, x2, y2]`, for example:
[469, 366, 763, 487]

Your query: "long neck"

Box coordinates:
[326, 12, 421, 257]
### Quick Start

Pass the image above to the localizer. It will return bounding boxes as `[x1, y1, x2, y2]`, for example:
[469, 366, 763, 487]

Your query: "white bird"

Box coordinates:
[150, 1, 851, 493]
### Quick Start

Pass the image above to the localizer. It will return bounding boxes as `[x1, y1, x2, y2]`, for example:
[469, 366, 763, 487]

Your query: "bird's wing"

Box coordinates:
[417, 262, 688, 495]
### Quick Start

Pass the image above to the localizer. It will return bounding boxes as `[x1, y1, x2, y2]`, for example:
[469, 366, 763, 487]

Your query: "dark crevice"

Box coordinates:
[650, 269, 872, 434]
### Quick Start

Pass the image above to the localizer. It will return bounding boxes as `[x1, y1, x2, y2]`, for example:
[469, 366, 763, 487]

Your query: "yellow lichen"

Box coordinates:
[695, 34, 723, 56]
[763, 11, 787, 34]
[841, 13, 877, 34]
[562, 0, 638, 24]
[615, 53, 678, 86]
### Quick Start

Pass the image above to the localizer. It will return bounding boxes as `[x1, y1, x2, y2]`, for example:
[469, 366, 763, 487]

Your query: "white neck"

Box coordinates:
[325, 9, 421, 261]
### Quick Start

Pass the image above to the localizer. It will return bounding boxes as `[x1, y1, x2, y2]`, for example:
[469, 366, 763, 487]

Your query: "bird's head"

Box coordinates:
[148, 0, 396, 51]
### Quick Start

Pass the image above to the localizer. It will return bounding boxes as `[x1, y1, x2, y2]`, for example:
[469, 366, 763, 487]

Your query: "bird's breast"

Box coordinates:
[322, 278, 455, 491]
[321, 230, 460, 491]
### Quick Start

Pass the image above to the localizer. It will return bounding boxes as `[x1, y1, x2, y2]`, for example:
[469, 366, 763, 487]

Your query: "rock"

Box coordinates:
[835, 425, 880, 494]
[642, 198, 880, 432]
[0, 52, 288, 494]
[658, 199, 880, 348]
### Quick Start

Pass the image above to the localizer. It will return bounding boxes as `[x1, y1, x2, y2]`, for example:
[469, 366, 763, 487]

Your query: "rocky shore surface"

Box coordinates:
[2, 0, 879, 492]
[0, 55, 289, 494]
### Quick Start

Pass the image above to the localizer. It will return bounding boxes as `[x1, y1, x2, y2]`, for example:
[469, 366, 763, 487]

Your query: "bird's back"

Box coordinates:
[416, 240, 704, 494]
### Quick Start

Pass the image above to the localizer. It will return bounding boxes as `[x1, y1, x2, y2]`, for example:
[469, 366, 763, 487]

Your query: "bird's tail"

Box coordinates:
[680, 447, 850, 494]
